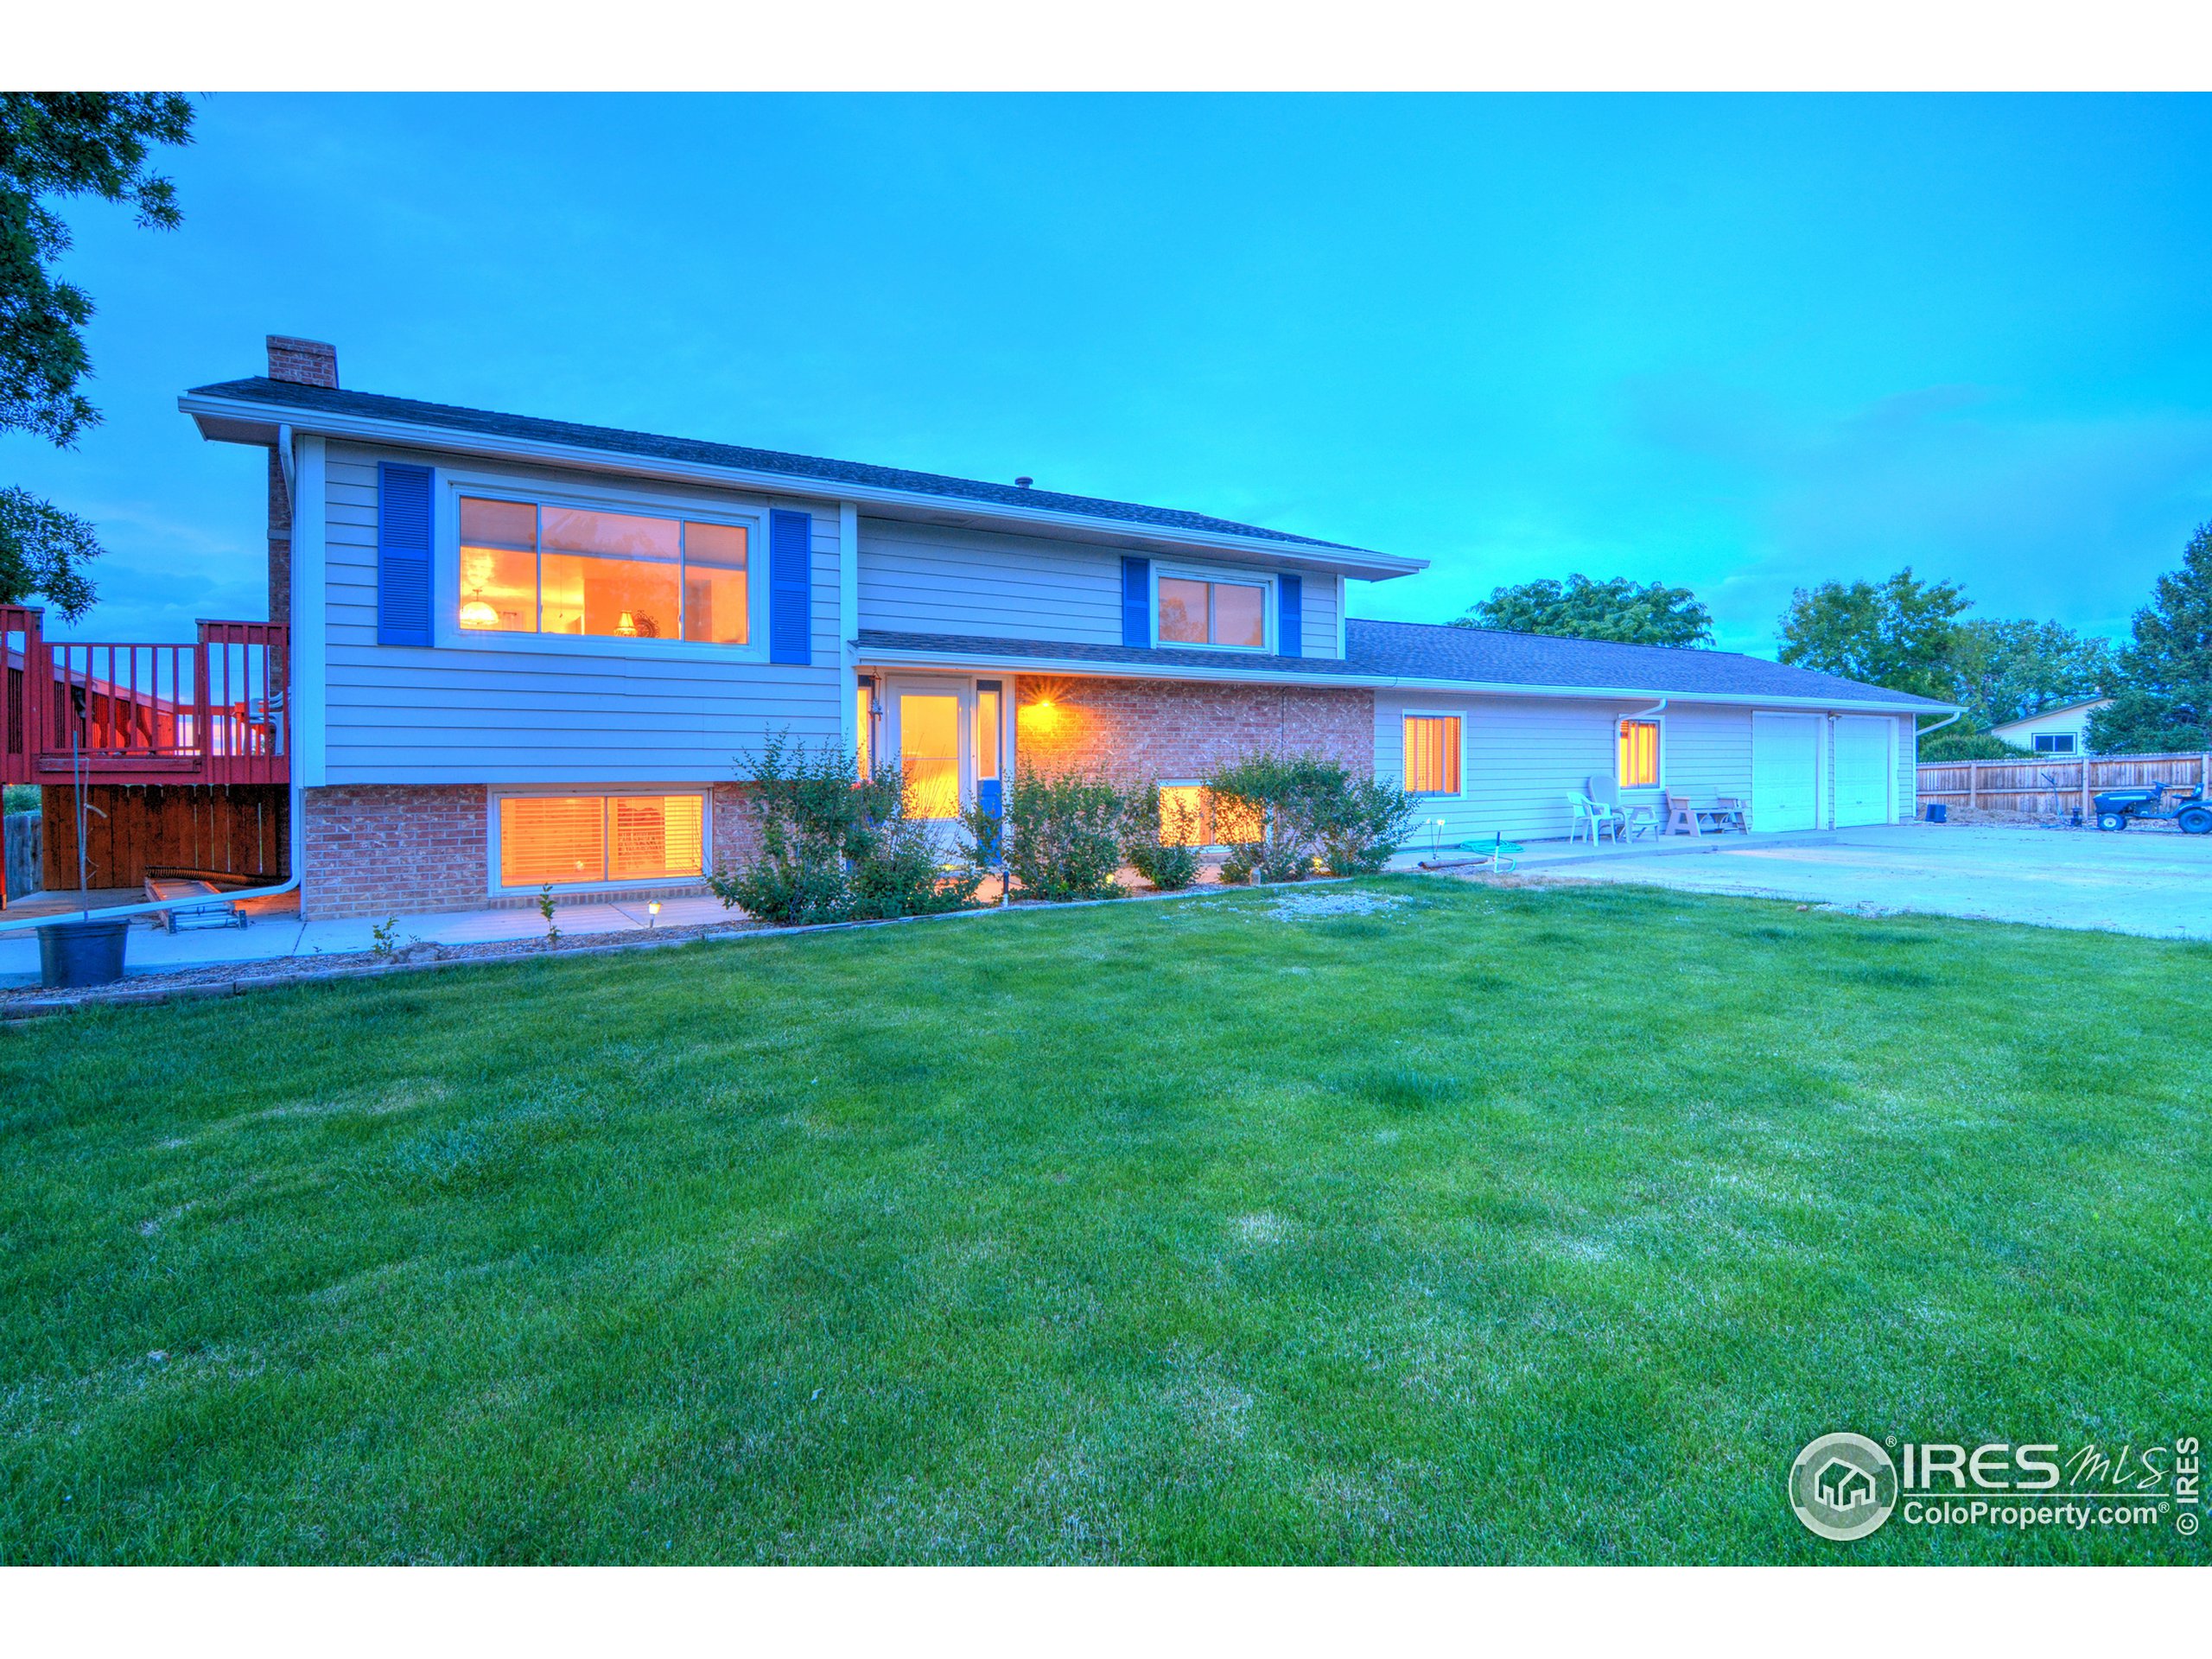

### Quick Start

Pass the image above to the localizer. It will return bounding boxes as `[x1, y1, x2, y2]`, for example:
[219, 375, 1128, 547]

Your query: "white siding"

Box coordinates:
[859, 518, 1122, 645]
[858, 517, 1348, 659]
[1299, 575, 1342, 659]
[1375, 692, 1802, 844]
[320, 442, 842, 785]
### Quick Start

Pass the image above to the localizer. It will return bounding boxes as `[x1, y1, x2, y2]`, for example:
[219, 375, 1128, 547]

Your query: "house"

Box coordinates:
[1988, 696, 2111, 755]
[28, 334, 1952, 921]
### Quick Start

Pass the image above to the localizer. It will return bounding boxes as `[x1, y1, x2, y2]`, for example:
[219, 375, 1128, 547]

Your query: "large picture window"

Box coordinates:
[498, 793, 706, 888]
[1403, 715, 1462, 796]
[1618, 719, 1662, 787]
[460, 497, 750, 645]
[1157, 575, 1268, 649]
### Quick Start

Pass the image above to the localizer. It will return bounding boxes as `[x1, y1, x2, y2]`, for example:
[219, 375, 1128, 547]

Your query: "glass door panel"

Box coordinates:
[899, 692, 962, 820]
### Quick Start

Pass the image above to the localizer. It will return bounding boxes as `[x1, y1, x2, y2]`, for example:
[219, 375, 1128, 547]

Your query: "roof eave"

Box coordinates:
[855, 640, 1951, 710]
[179, 389, 1427, 582]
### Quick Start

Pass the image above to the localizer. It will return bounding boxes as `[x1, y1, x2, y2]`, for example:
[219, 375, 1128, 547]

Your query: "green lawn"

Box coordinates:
[3, 877, 2206, 1564]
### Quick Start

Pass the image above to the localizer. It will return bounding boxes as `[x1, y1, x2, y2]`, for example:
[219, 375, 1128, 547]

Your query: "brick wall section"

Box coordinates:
[266, 448, 291, 626]
[1012, 676, 1374, 781]
[261, 335, 337, 626]
[302, 782, 765, 920]
[709, 783, 763, 875]
[303, 785, 487, 919]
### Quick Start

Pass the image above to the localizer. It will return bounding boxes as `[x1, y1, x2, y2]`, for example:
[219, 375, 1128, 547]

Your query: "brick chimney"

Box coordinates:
[267, 334, 339, 389]
[264, 336, 338, 623]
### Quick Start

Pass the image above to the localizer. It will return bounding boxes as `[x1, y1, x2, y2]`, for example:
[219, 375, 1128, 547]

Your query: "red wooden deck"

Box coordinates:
[2, 605, 289, 788]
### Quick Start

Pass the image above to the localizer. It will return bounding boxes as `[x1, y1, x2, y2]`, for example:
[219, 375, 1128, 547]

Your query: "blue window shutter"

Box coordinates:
[376, 462, 433, 647]
[1278, 575, 1302, 658]
[769, 510, 812, 664]
[1122, 556, 1150, 647]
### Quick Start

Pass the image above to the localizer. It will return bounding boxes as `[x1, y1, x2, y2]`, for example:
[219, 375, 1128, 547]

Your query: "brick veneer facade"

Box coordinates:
[303, 785, 489, 919]
[1011, 676, 1374, 781]
[263, 335, 339, 627]
[302, 782, 761, 920]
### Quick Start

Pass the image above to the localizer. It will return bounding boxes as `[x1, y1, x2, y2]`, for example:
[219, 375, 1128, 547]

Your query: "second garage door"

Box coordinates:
[1834, 716, 1894, 827]
[1752, 713, 1821, 831]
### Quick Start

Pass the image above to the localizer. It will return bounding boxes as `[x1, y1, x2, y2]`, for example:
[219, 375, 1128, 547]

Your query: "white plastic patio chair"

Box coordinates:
[1569, 792, 1624, 845]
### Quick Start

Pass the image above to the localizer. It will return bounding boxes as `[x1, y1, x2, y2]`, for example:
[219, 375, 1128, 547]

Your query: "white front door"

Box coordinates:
[884, 678, 968, 834]
[1833, 716, 1894, 827]
[1752, 713, 1822, 831]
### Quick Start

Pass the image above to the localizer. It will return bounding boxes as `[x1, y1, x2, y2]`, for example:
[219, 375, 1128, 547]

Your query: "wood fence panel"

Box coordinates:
[1916, 749, 2212, 817]
[39, 783, 289, 890]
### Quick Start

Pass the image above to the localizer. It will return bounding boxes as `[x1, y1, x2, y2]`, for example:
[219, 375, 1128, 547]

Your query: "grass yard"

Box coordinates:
[2, 876, 2206, 1564]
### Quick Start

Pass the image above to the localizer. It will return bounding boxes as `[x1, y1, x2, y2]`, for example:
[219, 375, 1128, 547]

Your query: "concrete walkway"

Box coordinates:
[1553, 822, 2212, 940]
[0, 891, 741, 989]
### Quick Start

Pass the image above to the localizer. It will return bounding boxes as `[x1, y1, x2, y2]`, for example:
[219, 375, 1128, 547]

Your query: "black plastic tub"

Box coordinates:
[38, 917, 130, 988]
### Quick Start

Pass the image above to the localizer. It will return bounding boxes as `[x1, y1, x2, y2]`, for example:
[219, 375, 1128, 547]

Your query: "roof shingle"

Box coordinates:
[858, 620, 1948, 708]
[187, 376, 1370, 555]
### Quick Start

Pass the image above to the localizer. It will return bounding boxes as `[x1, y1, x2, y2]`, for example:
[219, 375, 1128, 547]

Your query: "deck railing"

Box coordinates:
[0, 605, 288, 787]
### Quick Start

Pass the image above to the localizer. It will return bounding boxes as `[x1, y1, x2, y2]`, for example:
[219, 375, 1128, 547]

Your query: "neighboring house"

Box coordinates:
[1987, 697, 2112, 755]
[46, 335, 1954, 920]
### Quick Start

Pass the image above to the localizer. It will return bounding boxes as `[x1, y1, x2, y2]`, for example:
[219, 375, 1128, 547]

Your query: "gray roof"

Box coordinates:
[186, 377, 1370, 555]
[1345, 620, 1951, 707]
[859, 620, 1948, 708]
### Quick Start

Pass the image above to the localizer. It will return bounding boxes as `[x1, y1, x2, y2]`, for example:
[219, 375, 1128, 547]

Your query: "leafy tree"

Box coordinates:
[2088, 522, 2212, 754]
[2, 92, 195, 618]
[1777, 567, 1967, 705]
[1455, 574, 1713, 648]
[1950, 618, 2115, 734]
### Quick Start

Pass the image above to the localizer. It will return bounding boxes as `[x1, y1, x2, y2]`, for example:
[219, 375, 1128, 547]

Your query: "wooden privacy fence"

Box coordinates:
[1916, 750, 2212, 819]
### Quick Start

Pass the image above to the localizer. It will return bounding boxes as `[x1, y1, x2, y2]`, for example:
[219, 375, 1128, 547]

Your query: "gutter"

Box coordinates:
[177, 391, 1428, 582]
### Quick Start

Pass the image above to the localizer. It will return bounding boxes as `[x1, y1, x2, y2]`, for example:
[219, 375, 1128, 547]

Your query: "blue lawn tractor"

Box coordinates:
[2091, 780, 2212, 835]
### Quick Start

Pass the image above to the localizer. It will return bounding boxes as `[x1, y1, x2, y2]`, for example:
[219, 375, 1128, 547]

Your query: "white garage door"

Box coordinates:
[1834, 716, 1894, 827]
[1752, 713, 1821, 832]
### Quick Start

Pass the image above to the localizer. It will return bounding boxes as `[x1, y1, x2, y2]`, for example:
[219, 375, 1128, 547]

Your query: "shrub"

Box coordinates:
[711, 733, 983, 925]
[1005, 770, 1128, 901]
[1204, 753, 1414, 882]
[1311, 774, 1417, 876]
[1119, 784, 1202, 892]
[1919, 729, 2031, 762]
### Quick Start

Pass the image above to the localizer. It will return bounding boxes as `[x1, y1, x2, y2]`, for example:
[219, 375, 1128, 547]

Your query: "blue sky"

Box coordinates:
[10, 93, 2212, 652]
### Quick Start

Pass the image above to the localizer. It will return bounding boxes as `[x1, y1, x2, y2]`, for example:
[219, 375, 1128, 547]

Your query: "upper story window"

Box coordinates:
[1159, 574, 1268, 650]
[459, 497, 750, 644]
[1618, 719, 1662, 787]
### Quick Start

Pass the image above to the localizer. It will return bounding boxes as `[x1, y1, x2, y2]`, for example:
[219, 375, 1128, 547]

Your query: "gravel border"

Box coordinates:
[0, 874, 1363, 1022]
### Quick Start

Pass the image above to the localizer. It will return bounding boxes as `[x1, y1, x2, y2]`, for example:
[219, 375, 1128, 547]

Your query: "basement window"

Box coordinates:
[1158, 785, 1264, 847]
[496, 792, 706, 890]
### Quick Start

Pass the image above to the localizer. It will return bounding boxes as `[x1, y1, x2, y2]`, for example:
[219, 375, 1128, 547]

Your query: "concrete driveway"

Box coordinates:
[1557, 822, 2212, 940]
